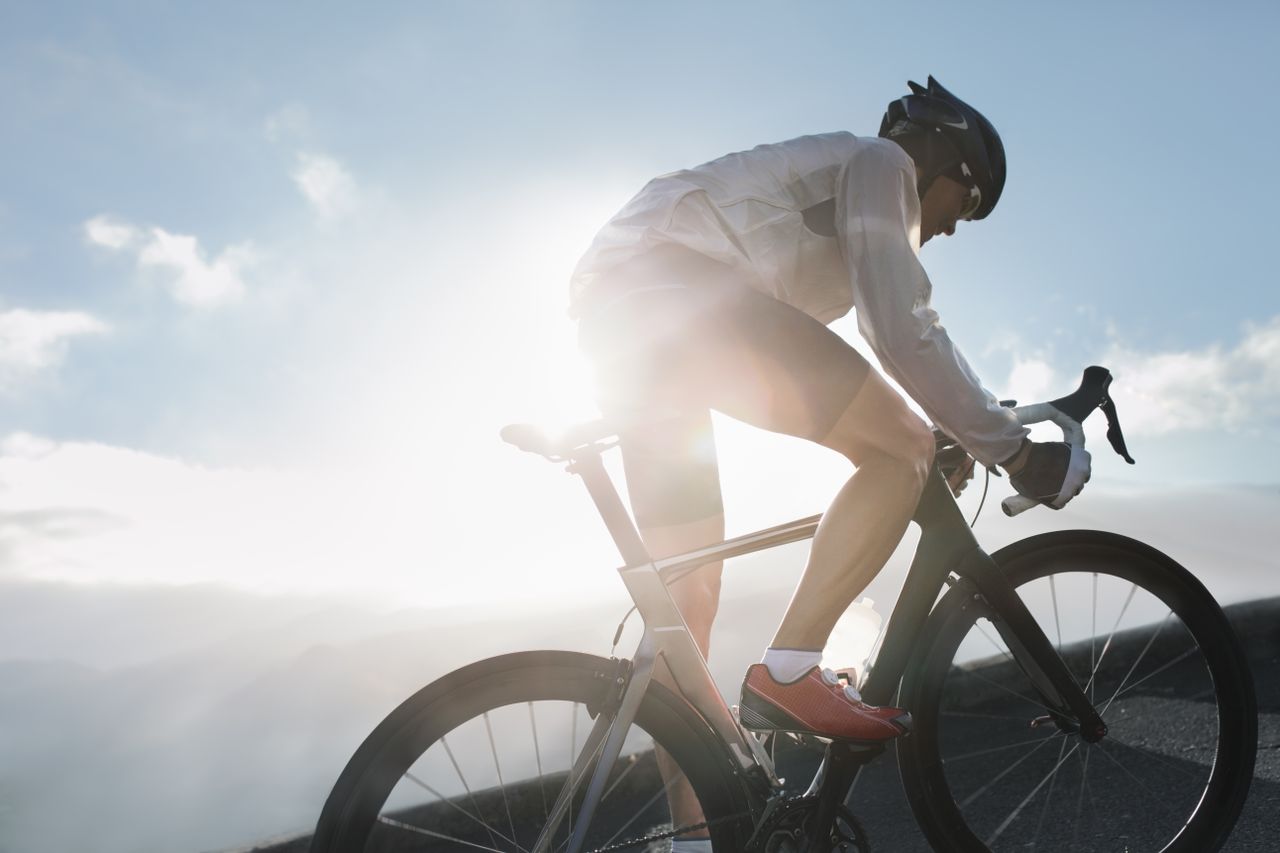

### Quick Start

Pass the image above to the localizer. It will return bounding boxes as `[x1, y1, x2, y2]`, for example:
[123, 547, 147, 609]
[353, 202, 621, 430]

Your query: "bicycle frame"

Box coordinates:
[534, 447, 1105, 853]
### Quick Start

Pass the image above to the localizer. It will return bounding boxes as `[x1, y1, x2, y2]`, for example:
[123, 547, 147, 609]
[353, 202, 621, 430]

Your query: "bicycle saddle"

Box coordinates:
[500, 419, 618, 459]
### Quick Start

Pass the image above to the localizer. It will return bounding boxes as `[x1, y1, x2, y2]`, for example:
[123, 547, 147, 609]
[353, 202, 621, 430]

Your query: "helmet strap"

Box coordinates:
[884, 123, 965, 202]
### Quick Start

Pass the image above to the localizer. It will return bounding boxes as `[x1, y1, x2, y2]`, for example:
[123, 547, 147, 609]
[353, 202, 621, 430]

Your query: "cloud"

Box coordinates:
[136, 227, 254, 307]
[0, 432, 460, 600]
[291, 151, 357, 219]
[83, 215, 139, 250]
[994, 315, 1280, 437]
[0, 308, 108, 390]
[84, 216, 253, 308]
[1101, 317, 1280, 436]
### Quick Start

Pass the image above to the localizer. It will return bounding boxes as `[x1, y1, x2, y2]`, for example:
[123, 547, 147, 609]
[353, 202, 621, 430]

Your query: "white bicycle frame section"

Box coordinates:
[531, 453, 819, 853]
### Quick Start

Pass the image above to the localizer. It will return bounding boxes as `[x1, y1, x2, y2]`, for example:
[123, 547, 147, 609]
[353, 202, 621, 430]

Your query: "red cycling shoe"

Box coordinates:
[738, 664, 911, 742]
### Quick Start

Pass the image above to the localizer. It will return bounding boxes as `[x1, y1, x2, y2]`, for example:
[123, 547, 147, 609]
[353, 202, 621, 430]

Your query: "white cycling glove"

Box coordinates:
[1001, 439, 1091, 509]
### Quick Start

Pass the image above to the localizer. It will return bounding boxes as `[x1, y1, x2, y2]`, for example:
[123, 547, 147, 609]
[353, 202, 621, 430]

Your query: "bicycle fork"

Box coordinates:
[960, 549, 1108, 742]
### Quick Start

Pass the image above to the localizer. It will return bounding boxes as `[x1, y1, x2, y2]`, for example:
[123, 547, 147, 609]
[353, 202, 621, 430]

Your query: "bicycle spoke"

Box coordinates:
[1090, 573, 1097, 703]
[544, 705, 611, 853]
[483, 711, 525, 853]
[443, 734, 503, 851]
[974, 619, 1017, 666]
[944, 732, 1063, 764]
[600, 769, 681, 849]
[985, 742, 1080, 847]
[1083, 582, 1138, 696]
[960, 731, 1062, 808]
[1098, 611, 1174, 716]
[1049, 574, 1063, 654]
[378, 814, 508, 852]
[954, 661, 1057, 717]
[600, 751, 643, 803]
[1093, 742, 1179, 817]
[1102, 733, 1209, 780]
[1031, 734, 1071, 849]
[560, 703, 579, 846]
[403, 771, 528, 851]
[941, 709, 1041, 723]
[530, 702, 548, 822]
[1070, 745, 1094, 852]
[1103, 644, 1199, 709]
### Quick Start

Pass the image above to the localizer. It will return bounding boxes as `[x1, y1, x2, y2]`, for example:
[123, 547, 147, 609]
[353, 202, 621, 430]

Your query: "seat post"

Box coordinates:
[567, 452, 652, 566]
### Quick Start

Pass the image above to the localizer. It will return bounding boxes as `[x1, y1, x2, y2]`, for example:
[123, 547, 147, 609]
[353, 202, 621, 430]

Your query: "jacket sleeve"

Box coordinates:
[836, 140, 1026, 467]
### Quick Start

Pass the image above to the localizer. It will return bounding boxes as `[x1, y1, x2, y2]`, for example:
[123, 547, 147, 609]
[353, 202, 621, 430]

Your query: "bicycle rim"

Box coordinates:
[310, 651, 753, 852]
[898, 532, 1256, 853]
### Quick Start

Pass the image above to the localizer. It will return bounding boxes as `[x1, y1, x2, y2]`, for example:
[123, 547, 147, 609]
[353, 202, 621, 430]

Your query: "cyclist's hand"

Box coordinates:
[937, 445, 975, 497]
[1000, 439, 1091, 509]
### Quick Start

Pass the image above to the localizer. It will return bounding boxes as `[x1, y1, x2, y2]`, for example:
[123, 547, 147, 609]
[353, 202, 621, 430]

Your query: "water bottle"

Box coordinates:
[822, 597, 883, 688]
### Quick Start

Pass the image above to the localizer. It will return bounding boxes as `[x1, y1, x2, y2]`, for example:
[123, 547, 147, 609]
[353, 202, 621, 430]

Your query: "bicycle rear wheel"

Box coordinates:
[897, 531, 1257, 853]
[310, 650, 754, 852]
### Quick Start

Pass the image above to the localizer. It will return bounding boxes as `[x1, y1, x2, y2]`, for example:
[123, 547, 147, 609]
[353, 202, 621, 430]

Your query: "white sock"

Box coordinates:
[670, 839, 713, 853]
[761, 647, 822, 683]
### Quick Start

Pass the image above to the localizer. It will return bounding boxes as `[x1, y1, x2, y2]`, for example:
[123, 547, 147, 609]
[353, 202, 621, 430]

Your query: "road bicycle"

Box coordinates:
[310, 366, 1257, 852]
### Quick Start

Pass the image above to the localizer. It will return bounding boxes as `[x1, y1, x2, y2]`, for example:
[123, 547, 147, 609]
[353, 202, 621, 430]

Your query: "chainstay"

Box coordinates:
[583, 809, 754, 853]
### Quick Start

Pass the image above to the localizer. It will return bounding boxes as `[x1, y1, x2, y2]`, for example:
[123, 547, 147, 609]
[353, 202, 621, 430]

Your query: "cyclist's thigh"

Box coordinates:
[818, 370, 936, 468]
[613, 408, 725, 530]
[636, 278, 883, 451]
[582, 285, 865, 440]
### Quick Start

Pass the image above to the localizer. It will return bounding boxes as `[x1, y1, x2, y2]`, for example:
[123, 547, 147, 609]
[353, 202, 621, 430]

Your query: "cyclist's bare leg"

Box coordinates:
[638, 514, 725, 839]
[771, 370, 935, 650]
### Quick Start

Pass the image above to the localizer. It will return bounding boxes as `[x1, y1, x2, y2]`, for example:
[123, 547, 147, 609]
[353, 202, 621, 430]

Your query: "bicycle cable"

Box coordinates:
[610, 562, 706, 654]
[969, 464, 992, 528]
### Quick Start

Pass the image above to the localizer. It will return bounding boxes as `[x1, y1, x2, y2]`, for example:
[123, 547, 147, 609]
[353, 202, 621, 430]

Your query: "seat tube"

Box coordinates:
[568, 452, 651, 566]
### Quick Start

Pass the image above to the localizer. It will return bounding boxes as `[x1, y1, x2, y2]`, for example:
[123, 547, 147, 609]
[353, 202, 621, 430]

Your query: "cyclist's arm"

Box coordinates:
[836, 139, 1027, 467]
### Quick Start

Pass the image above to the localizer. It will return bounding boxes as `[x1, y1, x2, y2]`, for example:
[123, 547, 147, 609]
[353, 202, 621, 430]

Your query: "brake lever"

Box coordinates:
[1049, 365, 1135, 465]
[1100, 395, 1135, 464]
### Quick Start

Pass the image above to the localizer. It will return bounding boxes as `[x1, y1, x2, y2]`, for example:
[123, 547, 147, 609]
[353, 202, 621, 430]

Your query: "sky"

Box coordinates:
[1, 1, 1279, 608]
[2, 2, 1280, 851]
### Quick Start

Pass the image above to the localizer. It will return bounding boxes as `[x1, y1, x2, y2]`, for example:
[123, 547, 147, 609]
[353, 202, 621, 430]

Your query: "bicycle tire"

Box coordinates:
[897, 530, 1257, 853]
[310, 650, 755, 852]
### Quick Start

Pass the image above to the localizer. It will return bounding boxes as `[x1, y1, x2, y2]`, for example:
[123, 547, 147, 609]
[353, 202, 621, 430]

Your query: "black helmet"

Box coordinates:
[878, 76, 1006, 220]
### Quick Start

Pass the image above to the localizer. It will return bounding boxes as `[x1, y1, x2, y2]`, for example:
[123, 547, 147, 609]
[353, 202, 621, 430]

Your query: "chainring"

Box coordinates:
[747, 795, 871, 853]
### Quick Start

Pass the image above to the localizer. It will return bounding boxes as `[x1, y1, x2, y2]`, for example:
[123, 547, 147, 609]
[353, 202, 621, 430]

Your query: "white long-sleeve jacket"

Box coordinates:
[569, 132, 1026, 466]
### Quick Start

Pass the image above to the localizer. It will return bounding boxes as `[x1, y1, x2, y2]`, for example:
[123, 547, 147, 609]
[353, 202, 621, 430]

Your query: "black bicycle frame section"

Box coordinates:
[804, 468, 1107, 841]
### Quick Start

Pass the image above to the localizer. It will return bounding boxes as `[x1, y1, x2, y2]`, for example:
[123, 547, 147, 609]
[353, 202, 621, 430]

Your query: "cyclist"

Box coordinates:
[571, 77, 1089, 849]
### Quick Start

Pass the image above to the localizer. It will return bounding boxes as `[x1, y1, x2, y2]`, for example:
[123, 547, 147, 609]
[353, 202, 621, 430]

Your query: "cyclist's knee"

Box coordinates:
[899, 417, 936, 490]
[825, 385, 934, 487]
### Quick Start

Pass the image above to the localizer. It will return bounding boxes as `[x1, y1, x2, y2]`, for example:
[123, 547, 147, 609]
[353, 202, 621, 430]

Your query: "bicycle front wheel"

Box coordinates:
[310, 650, 754, 852]
[898, 531, 1257, 853]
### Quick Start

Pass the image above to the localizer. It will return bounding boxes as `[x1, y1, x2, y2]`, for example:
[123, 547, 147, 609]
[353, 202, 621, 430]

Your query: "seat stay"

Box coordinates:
[545, 633, 659, 853]
[618, 560, 781, 784]
[530, 687, 627, 853]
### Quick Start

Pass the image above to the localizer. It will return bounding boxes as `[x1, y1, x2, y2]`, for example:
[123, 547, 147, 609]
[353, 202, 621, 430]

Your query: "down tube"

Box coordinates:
[860, 470, 978, 707]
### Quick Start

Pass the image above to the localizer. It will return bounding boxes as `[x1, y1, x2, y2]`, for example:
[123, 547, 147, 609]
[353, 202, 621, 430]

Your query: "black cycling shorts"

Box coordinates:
[578, 250, 871, 529]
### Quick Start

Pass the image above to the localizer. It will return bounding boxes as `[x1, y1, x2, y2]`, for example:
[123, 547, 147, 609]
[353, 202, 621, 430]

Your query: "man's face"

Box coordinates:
[919, 175, 974, 245]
